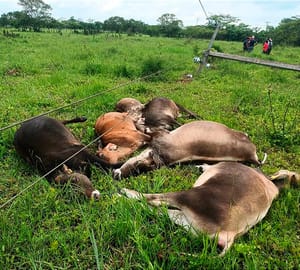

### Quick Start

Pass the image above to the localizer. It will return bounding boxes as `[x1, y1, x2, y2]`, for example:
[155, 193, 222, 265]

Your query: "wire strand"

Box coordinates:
[0, 70, 163, 132]
[198, 0, 209, 20]
[0, 112, 136, 209]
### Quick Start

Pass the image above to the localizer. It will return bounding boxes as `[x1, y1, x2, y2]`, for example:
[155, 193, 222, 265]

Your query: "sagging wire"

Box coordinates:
[0, 70, 163, 132]
[0, 112, 134, 209]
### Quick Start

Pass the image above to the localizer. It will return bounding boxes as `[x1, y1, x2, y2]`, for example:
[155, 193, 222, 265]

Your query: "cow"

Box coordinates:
[115, 97, 144, 122]
[94, 112, 151, 165]
[120, 162, 299, 255]
[141, 97, 181, 133]
[115, 98, 146, 134]
[113, 120, 264, 179]
[13, 116, 115, 199]
[115, 97, 199, 134]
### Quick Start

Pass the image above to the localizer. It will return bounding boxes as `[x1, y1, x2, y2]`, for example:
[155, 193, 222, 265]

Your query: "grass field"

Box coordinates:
[0, 30, 299, 269]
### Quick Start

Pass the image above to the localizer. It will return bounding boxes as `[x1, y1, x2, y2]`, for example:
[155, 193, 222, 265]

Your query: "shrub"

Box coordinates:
[140, 57, 165, 81]
[83, 62, 103, 75]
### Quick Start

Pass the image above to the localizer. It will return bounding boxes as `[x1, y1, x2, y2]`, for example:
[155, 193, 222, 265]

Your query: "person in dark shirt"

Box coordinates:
[247, 35, 257, 52]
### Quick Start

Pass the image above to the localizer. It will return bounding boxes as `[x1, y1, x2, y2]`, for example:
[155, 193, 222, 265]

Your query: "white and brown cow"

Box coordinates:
[121, 162, 299, 255]
[94, 112, 151, 165]
[113, 120, 264, 179]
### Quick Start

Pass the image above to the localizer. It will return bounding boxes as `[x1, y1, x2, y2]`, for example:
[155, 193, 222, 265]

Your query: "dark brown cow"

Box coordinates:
[113, 120, 264, 179]
[13, 116, 114, 199]
[121, 162, 299, 255]
[94, 112, 151, 164]
[142, 97, 181, 133]
[115, 97, 198, 134]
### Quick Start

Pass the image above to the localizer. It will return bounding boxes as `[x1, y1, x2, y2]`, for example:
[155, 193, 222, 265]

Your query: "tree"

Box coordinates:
[206, 14, 239, 29]
[274, 16, 300, 46]
[125, 19, 146, 35]
[157, 13, 183, 37]
[18, 0, 52, 31]
[103, 16, 126, 33]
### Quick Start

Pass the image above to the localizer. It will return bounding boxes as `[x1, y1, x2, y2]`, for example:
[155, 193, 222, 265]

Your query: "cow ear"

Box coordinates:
[62, 164, 73, 175]
[291, 174, 300, 187]
[54, 173, 70, 184]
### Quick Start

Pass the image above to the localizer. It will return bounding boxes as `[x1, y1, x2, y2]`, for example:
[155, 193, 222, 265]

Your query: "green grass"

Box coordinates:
[0, 31, 299, 269]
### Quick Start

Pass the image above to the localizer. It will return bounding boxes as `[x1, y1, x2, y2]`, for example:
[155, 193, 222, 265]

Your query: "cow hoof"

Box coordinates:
[120, 188, 140, 199]
[113, 169, 122, 180]
[196, 163, 210, 172]
[91, 190, 101, 200]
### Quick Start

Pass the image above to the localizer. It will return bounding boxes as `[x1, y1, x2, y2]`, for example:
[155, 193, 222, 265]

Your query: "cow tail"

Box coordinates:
[175, 103, 201, 119]
[61, 116, 88, 125]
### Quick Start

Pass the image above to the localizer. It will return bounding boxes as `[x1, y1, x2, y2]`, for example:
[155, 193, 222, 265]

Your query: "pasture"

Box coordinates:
[0, 31, 299, 269]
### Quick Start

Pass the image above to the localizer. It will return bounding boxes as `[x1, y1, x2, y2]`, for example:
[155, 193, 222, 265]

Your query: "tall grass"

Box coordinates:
[0, 31, 299, 269]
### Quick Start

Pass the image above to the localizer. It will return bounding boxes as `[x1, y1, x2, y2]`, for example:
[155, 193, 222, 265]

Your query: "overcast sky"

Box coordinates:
[1, 0, 300, 29]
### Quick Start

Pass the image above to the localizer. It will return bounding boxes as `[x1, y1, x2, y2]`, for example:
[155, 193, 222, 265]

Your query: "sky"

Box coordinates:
[1, 0, 300, 29]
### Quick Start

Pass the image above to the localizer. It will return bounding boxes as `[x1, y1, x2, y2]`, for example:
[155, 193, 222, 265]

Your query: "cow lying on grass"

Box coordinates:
[120, 162, 299, 255]
[113, 120, 264, 179]
[14, 116, 115, 199]
[94, 112, 151, 164]
[115, 96, 198, 134]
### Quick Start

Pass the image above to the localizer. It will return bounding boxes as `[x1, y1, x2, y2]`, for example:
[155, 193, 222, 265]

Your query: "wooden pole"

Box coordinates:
[197, 24, 220, 74]
[208, 51, 300, 72]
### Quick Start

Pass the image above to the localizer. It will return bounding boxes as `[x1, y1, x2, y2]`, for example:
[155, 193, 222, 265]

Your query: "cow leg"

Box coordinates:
[121, 188, 198, 234]
[215, 231, 236, 256]
[120, 188, 178, 206]
[113, 148, 155, 179]
[195, 163, 211, 172]
[167, 209, 197, 233]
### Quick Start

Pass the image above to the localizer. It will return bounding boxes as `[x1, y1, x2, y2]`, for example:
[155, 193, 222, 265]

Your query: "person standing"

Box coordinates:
[262, 39, 269, 54]
[267, 38, 273, 54]
[247, 36, 257, 52]
[243, 37, 250, 51]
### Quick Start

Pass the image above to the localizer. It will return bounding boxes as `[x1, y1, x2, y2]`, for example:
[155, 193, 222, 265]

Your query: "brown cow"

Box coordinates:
[94, 112, 151, 164]
[13, 116, 114, 199]
[115, 97, 198, 134]
[120, 162, 299, 255]
[113, 120, 264, 179]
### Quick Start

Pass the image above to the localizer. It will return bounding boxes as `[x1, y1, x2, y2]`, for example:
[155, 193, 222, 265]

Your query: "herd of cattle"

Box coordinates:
[13, 96, 299, 255]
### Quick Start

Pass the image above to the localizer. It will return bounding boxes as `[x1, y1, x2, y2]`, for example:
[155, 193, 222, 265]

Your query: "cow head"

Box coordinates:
[54, 165, 100, 200]
[270, 170, 300, 189]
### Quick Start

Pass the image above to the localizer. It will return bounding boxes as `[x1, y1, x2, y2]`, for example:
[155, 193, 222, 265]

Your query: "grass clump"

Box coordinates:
[140, 56, 165, 81]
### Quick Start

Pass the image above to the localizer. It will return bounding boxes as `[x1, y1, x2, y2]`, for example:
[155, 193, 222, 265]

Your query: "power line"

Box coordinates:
[198, 0, 209, 20]
[0, 111, 136, 209]
[0, 70, 163, 132]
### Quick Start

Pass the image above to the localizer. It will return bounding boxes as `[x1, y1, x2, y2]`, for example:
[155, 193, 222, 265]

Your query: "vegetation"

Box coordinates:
[0, 30, 299, 269]
[0, 0, 300, 45]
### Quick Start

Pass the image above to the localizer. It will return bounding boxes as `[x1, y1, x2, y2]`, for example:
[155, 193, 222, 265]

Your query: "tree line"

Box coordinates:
[0, 0, 299, 46]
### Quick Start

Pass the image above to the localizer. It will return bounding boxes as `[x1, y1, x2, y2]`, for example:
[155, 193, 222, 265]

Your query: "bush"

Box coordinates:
[140, 57, 165, 81]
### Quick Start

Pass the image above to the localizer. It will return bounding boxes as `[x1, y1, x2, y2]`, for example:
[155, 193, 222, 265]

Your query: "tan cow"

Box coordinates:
[94, 112, 151, 164]
[113, 120, 264, 179]
[120, 162, 299, 255]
